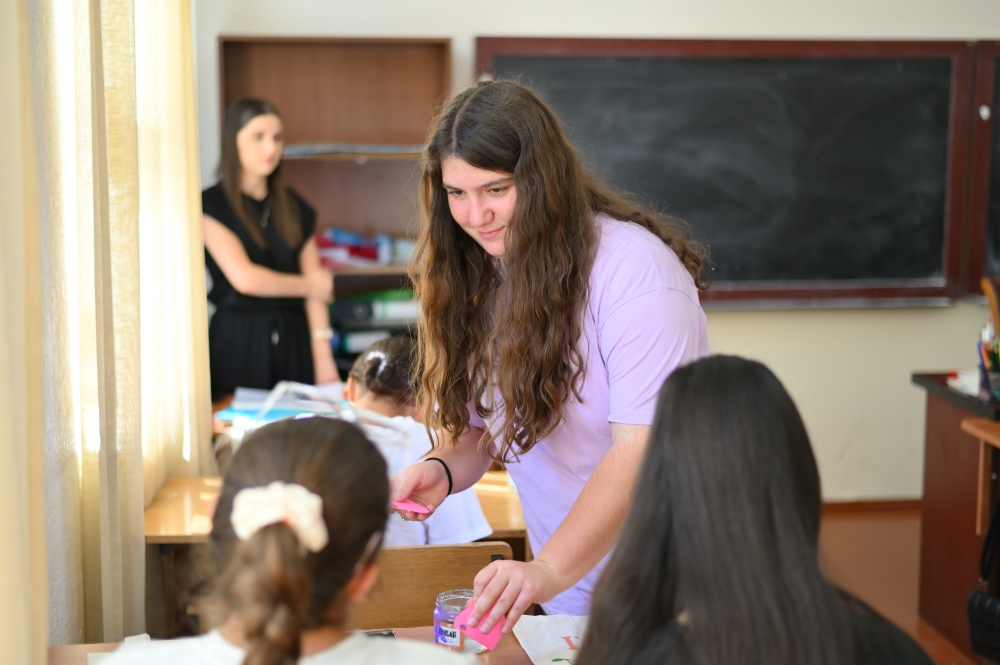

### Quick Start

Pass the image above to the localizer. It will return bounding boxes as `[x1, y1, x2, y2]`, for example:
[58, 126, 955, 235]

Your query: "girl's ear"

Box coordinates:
[346, 376, 357, 404]
[344, 563, 380, 604]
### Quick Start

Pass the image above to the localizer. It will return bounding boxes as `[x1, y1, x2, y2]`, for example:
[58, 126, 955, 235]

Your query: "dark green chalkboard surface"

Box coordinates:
[971, 43, 1000, 293]
[478, 39, 973, 305]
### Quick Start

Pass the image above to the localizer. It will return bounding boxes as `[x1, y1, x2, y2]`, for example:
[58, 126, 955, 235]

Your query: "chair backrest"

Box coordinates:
[346, 541, 513, 630]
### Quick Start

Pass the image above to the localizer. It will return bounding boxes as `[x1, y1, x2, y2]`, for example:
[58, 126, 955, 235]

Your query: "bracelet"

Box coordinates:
[311, 328, 334, 342]
[424, 457, 453, 496]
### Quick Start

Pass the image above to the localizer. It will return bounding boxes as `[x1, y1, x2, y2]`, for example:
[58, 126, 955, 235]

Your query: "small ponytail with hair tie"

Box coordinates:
[349, 336, 415, 404]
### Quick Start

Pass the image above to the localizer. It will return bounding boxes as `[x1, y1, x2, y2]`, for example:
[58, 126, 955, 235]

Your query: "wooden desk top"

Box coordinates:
[962, 417, 1000, 448]
[145, 473, 525, 544]
[473, 471, 527, 540]
[47, 626, 530, 665]
[144, 477, 222, 544]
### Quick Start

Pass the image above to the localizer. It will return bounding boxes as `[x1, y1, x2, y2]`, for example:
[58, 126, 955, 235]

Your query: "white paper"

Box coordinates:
[512, 615, 589, 665]
[230, 383, 344, 411]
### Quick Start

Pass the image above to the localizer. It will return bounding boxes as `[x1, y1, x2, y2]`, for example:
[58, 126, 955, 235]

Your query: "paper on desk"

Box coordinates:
[947, 369, 982, 397]
[512, 615, 588, 665]
[230, 383, 344, 411]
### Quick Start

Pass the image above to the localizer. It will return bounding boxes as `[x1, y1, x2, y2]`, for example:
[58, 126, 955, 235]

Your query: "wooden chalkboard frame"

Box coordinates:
[965, 42, 1000, 296]
[476, 38, 974, 305]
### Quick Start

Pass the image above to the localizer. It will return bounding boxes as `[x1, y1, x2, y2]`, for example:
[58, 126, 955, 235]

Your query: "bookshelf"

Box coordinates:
[218, 36, 449, 237]
[219, 36, 449, 365]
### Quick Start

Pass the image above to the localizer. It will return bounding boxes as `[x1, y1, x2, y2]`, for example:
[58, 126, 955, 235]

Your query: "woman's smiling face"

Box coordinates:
[441, 156, 517, 259]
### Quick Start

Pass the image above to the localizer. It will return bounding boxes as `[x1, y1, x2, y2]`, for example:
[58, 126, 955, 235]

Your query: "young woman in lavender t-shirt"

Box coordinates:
[394, 80, 711, 633]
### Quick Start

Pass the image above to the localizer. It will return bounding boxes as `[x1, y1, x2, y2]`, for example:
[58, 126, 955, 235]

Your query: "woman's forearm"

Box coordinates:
[534, 423, 649, 594]
[204, 216, 329, 299]
[305, 298, 331, 334]
[428, 425, 494, 493]
[236, 264, 313, 298]
[305, 298, 339, 383]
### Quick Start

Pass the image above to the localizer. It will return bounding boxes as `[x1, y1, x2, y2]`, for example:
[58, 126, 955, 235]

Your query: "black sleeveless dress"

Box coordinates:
[203, 184, 318, 401]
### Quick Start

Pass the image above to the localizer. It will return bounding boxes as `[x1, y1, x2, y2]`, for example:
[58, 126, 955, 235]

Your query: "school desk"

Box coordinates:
[144, 472, 526, 545]
[46, 626, 531, 665]
[911, 372, 1000, 661]
[144, 472, 528, 637]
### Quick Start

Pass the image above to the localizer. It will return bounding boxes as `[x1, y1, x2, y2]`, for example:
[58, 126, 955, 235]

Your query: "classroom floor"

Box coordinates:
[818, 506, 972, 665]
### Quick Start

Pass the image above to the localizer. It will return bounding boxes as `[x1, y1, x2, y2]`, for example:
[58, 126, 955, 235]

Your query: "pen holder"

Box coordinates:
[988, 372, 1000, 401]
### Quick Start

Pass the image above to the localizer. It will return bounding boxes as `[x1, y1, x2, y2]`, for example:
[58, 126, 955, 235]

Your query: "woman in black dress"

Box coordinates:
[203, 98, 338, 401]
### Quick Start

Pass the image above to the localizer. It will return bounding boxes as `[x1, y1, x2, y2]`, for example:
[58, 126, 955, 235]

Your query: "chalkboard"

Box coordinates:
[983, 52, 1000, 280]
[479, 39, 973, 303]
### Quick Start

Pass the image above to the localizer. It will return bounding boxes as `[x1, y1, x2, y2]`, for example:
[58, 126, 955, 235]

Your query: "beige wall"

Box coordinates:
[193, 0, 1000, 500]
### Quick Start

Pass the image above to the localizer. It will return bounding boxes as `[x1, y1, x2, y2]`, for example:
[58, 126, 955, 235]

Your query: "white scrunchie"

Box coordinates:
[231, 481, 329, 553]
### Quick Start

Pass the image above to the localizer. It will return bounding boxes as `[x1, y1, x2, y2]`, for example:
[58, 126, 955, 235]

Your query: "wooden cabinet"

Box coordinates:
[911, 373, 1000, 661]
[218, 36, 450, 297]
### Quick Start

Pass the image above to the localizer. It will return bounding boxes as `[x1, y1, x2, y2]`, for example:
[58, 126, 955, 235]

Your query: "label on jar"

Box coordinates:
[436, 621, 463, 649]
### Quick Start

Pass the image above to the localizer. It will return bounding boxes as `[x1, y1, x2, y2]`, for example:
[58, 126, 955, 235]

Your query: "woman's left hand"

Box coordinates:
[467, 559, 561, 634]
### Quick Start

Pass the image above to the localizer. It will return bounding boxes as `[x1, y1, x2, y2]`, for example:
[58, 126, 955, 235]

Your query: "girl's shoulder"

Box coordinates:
[589, 214, 701, 311]
[98, 631, 479, 665]
[844, 595, 934, 665]
[98, 631, 242, 665]
[201, 183, 235, 223]
[304, 633, 478, 665]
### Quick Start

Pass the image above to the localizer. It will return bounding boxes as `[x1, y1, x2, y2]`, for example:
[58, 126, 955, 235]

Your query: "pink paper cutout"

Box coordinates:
[455, 604, 505, 651]
[391, 498, 430, 514]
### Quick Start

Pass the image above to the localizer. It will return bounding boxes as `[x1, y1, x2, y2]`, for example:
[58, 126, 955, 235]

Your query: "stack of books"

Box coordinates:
[316, 227, 416, 269]
[330, 289, 419, 361]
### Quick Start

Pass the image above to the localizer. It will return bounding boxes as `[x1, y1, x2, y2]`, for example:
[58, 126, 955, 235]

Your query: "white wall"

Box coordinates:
[193, 0, 1000, 500]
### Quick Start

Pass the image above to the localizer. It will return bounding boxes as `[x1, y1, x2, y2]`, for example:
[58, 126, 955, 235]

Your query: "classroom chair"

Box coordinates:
[346, 541, 513, 630]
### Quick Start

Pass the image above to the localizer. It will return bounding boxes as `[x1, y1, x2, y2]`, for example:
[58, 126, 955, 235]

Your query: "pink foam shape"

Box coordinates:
[391, 498, 430, 514]
[455, 604, 505, 651]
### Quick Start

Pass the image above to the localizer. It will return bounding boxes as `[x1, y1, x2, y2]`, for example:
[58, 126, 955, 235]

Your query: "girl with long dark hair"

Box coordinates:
[393, 80, 712, 630]
[102, 417, 477, 665]
[203, 97, 338, 401]
[577, 355, 933, 665]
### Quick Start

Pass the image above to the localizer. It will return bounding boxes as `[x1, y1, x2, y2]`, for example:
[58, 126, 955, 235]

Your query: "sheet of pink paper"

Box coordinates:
[455, 604, 505, 651]
[391, 498, 430, 514]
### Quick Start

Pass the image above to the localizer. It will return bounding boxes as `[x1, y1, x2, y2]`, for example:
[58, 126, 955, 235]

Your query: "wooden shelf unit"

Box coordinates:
[218, 36, 450, 239]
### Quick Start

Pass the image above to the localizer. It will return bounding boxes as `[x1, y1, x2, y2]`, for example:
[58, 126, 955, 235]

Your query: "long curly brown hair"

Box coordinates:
[413, 80, 708, 462]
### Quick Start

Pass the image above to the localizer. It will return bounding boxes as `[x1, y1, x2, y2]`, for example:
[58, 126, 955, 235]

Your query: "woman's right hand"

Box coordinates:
[391, 460, 451, 522]
[305, 269, 334, 302]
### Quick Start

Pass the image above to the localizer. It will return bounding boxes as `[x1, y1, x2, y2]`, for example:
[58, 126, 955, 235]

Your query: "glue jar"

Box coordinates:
[433, 589, 485, 653]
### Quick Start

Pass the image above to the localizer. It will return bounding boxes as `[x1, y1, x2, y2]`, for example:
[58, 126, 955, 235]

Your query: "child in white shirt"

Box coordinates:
[346, 335, 493, 547]
[102, 418, 476, 665]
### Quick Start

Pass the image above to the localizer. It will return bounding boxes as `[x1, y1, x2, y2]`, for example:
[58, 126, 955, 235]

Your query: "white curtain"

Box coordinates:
[24, 0, 212, 646]
[135, 0, 213, 507]
[0, 0, 49, 661]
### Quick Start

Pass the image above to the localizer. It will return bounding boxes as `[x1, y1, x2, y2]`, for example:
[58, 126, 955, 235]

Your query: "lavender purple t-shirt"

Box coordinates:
[468, 214, 711, 615]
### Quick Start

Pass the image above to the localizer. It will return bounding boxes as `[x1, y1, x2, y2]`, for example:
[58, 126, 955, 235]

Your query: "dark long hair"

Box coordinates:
[219, 97, 302, 248]
[199, 418, 388, 665]
[349, 335, 415, 407]
[413, 80, 708, 462]
[577, 355, 856, 665]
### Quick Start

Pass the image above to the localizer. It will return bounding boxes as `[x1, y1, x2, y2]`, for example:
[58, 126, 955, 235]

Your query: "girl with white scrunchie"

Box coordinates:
[102, 417, 476, 665]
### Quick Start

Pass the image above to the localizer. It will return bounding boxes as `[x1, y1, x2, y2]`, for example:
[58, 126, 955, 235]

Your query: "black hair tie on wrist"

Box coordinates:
[424, 457, 453, 496]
